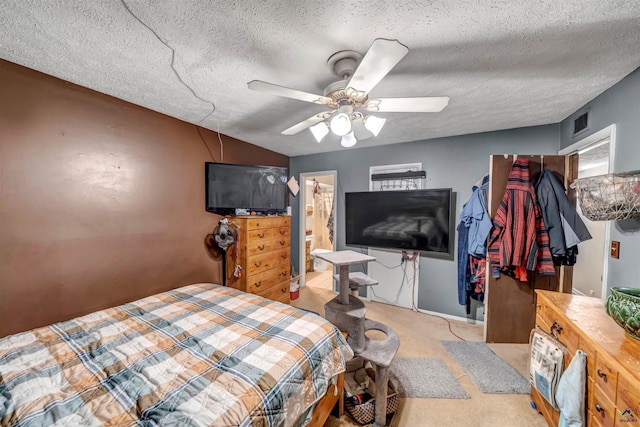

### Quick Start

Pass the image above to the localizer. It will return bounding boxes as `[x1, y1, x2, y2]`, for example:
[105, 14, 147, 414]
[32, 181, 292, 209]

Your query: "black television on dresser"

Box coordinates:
[345, 189, 455, 258]
[205, 162, 288, 215]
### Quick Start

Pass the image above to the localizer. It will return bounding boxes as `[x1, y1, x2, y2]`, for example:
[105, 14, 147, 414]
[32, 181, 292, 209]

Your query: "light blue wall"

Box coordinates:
[290, 125, 559, 320]
[560, 67, 640, 294]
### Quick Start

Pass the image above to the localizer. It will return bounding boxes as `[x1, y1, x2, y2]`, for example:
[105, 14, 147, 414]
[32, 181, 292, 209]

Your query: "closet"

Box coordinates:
[484, 154, 578, 343]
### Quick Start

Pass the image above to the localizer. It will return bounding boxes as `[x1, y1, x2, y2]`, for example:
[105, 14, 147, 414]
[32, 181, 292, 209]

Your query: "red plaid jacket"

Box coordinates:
[488, 159, 555, 275]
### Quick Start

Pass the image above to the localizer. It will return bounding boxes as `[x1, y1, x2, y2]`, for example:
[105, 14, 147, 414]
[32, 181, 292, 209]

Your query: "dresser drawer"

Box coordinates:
[536, 301, 579, 354]
[246, 265, 290, 294]
[275, 226, 290, 238]
[246, 248, 290, 275]
[590, 411, 604, 427]
[616, 375, 640, 426]
[593, 354, 618, 401]
[246, 236, 290, 256]
[256, 280, 290, 302]
[245, 216, 289, 230]
[248, 228, 274, 241]
[591, 384, 616, 427]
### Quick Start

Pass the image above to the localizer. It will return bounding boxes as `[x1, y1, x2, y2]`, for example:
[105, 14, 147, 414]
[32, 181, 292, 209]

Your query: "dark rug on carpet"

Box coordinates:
[390, 357, 469, 399]
[442, 341, 530, 394]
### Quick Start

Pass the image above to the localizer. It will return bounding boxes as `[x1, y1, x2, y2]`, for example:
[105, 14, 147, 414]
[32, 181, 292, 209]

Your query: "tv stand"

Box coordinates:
[315, 250, 400, 427]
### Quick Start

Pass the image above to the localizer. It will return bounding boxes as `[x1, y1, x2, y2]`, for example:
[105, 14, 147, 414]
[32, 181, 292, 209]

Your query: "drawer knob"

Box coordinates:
[280, 230, 285, 235]
[597, 369, 607, 380]
[281, 254, 288, 259]
[280, 271, 287, 277]
[256, 222, 260, 227]
[258, 233, 265, 238]
[551, 320, 563, 335]
[594, 403, 604, 414]
[281, 287, 287, 293]
[255, 281, 262, 288]
[254, 261, 262, 267]
[279, 240, 285, 246]
[258, 245, 265, 250]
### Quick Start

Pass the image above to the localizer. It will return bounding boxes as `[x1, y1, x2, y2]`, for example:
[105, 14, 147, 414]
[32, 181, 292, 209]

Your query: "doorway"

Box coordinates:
[559, 124, 615, 299]
[298, 171, 337, 291]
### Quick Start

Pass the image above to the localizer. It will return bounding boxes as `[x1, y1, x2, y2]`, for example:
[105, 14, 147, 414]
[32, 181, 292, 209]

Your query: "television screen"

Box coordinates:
[345, 189, 454, 257]
[205, 162, 288, 215]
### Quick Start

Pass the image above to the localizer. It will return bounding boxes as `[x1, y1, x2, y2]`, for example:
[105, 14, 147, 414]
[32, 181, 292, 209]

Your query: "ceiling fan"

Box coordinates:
[247, 38, 449, 147]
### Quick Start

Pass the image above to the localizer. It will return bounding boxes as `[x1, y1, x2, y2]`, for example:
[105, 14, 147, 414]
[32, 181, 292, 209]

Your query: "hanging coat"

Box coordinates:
[457, 175, 491, 306]
[535, 170, 592, 264]
[488, 159, 555, 276]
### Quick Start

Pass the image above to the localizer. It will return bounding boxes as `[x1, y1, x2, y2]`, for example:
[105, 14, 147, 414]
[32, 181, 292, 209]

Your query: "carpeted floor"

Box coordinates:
[442, 341, 531, 394]
[292, 286, 547, 427]
[390, 358, 469, 398]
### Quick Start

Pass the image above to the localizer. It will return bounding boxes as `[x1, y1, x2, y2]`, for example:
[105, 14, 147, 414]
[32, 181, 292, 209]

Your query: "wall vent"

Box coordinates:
[573, 111, 589, 135]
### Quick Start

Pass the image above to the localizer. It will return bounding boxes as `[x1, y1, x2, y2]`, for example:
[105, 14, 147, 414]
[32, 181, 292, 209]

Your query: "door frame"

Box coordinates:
[559, 124, 616, 300]
[298, 170, 338, 287]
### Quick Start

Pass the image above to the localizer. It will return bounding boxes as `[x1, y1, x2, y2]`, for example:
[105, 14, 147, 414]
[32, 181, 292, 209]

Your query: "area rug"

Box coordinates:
[390, 358, 470, 399]
[442, 341, 530, 394]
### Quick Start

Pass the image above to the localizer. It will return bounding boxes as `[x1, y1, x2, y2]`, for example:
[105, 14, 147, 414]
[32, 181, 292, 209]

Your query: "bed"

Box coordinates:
[0, 283, 352, 426]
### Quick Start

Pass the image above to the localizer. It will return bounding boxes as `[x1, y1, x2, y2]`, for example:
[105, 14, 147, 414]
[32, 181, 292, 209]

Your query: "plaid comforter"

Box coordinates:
[0, 283, 351, 426]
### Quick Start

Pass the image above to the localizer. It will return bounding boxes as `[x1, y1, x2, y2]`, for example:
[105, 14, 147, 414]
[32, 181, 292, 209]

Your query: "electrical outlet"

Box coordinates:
[611, 241, 620, 259]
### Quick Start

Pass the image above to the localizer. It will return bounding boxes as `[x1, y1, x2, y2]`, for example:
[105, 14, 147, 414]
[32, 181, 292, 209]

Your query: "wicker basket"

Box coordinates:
[571, 170, 640, 221]
[344, 381, 399, 425]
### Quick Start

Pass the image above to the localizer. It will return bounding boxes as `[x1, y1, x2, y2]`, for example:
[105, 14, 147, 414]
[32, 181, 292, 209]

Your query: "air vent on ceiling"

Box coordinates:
[573, 111, 589, 135]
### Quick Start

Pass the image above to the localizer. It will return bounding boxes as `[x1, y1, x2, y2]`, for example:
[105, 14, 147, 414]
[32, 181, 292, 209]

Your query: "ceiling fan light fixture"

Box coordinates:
[363, 115, 386, 136]
[340, 132, 357, 148]
[309, 122, 329, 142]
[330, 112, 352, 136]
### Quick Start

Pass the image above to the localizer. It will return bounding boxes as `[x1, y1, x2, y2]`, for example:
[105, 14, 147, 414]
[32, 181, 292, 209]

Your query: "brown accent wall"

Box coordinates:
[0, 59, 288, 337]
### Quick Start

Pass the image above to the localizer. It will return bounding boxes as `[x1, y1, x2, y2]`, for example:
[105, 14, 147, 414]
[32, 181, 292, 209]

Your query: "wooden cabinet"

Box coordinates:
[532, 290, 640, 427]
[225, 216, 291, 304]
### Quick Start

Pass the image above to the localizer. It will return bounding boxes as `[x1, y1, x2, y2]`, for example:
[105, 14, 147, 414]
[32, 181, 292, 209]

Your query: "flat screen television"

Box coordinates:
[345, 189, 455, 258]
[205, 162, 288, 215]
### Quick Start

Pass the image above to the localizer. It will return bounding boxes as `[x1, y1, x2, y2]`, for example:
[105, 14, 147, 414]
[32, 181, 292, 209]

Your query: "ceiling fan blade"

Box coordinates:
[347, 38, 409, 95]
[281, 111, 334, 135]
[248, 80, 333, 105]
[365, 96, 450, 113]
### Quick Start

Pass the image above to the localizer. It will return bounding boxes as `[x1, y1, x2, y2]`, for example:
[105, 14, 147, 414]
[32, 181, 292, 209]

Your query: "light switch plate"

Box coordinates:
[611, 241, 620, 259]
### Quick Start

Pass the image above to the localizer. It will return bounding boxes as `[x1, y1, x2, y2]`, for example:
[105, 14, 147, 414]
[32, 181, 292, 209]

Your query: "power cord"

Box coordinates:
[408, 257, 468, 341]
[119, 0, 216, 124]
[369, 262, 408, 306]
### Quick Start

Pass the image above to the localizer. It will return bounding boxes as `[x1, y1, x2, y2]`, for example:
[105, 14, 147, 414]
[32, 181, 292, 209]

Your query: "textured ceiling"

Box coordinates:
[1, 1, 640, 157]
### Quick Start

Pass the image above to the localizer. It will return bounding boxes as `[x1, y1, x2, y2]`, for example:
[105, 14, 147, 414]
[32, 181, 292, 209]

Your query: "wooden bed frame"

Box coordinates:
[307, 372, 344, 426]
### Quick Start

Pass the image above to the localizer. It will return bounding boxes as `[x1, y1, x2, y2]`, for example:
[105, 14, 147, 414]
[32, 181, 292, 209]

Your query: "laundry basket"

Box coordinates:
[571, 170, 640, 221]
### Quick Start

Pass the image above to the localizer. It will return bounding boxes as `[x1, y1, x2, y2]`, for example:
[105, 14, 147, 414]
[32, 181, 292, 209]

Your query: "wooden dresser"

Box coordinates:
[225, 216, 291, 304]
[531, 290, 640, 427]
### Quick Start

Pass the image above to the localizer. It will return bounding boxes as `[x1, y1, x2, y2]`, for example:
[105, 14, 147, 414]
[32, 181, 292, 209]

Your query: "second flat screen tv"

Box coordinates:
[345, 189, 454, 257]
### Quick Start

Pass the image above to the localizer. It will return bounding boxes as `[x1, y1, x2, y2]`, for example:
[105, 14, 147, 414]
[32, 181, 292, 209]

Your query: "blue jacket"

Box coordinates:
[457, 176, 491, 305]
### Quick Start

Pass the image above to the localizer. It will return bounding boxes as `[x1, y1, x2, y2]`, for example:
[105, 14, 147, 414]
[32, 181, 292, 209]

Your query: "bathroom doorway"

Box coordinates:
[298, 171, 337, 291]
[559, 124, 615, 299]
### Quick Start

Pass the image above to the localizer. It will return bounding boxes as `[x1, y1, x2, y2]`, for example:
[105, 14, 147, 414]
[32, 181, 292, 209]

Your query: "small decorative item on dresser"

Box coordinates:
[605, 287, 640, 340]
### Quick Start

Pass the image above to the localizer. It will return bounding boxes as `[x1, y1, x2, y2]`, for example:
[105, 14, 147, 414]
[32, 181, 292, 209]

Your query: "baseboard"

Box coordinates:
[572, 288, 586, 296]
